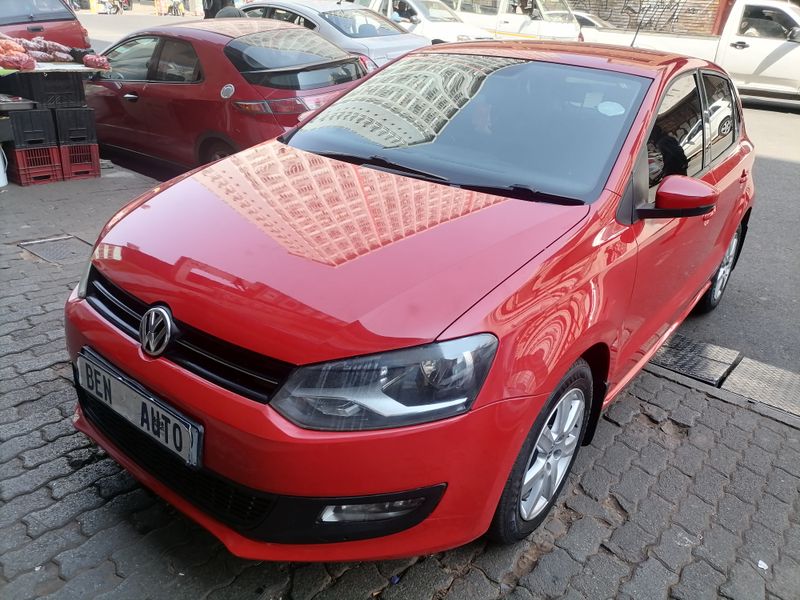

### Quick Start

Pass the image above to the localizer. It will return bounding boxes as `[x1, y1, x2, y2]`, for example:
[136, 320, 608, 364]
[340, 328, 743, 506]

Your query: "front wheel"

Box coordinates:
[201, 140, 235, 164]
[695, 224, 742, 314]
[487, 359, 592, 543]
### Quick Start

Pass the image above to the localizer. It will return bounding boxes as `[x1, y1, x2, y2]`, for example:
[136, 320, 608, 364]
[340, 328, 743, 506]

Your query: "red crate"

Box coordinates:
[8, 146, 63, 186]
[59, 143, 100, 180]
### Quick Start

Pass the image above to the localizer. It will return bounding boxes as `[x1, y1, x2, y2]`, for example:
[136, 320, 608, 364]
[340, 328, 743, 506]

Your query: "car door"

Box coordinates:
[85, 36, 160, 154]
[495, 0, 541, 39]
[620, 72, 719, 369]
[715, 3, 800, 95]
[135, 37, 207, 166]
[453, 0, 501, 36]
[699, 71, 754, 279]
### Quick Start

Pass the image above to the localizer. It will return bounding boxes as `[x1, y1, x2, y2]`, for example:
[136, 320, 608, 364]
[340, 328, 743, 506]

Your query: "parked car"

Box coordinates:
[0, 0, 90, 49]
[550, 9, 613, 28]
[66, 41, 754, 561]
[348, 0, 492, 43]
[241, 0, 429, 67]
[582, 0, 800, 104]
[440, 0, 580, 40]
[85, 19, 367, 167]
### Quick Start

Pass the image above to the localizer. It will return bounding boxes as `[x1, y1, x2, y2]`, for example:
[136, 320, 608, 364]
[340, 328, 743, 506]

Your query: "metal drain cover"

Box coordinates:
[723, 358, 800, 417]
[650, 333, 741, 386]
[20, 235, 91, 265]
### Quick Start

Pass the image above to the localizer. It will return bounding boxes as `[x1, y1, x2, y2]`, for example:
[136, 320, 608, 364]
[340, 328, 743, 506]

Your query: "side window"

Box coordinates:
[647, 73, 704, 188]
[244, 7, 269, 17]
[379, 0, 390, 14]
[739, 5, 792, 38]
[153, 39, 201, 83]
[460, 0, 499, 15]
[270, 8, 314, 28]
[99, 37, 159, 81]
[702, 73, 736, 162]
[440, 0, 456, 7]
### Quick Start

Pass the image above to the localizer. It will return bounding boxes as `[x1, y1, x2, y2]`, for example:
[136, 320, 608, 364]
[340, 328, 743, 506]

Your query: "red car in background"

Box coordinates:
[0, 0, 90, 49]
[66, 42, 754, 561]
[85, 19, 366, 166]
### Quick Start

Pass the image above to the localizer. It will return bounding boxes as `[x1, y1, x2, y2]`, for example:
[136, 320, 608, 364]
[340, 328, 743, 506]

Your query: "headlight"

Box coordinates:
[76, 255, 93, 299]
[271, 334, 498, 431]
[456, 35, 472, 41]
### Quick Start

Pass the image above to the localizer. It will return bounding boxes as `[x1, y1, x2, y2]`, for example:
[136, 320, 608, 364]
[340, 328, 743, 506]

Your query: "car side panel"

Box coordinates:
[0, 19, 89, 49]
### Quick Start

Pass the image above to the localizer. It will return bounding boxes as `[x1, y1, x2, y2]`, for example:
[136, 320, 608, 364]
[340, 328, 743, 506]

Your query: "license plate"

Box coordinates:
[77, 354, 203, 467]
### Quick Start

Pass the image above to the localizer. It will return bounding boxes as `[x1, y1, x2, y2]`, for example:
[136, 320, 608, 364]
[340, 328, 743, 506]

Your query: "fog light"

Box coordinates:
[319, 497, 426, 522]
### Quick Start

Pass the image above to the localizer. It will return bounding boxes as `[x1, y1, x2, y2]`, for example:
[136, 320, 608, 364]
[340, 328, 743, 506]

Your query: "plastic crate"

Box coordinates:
[59, 143, 100, 180]
[7, 146, 63, 186]
[54, 107, 97, 144]
[0, 72, 85, 108]
[9, 109, 57, 148]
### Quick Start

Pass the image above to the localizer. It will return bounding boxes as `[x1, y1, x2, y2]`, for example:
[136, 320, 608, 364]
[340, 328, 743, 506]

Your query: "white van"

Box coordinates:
[443, 0, 580, 41]
[353, 0, 493, 42]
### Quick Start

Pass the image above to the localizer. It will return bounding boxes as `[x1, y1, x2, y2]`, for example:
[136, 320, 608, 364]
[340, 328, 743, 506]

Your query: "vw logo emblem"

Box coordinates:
[139, 306, 173, 357]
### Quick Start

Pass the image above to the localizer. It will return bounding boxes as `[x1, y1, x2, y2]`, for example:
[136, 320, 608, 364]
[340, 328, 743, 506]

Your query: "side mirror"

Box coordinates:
[410, 14, 421, 24]
[637, 175, 719, 219]
[788, 26, 800, 43]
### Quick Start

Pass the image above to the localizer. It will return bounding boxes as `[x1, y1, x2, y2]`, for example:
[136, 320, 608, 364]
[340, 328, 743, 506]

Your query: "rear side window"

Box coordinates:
[702, 74, 736, 162]
[648, 73, 704, 188]
[0, 0, 73, 25]
[154, 39, 202, 83]
[224, 29, 365, 90]
[320, 9, 405, 38]
[269, 8, 316, 29]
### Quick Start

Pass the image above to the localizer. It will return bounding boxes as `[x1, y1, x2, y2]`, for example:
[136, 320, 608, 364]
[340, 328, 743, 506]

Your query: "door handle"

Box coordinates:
[739, 169, 748, 184]
[27, 25, 44, 32]
[501, 19, 510, 23]
[730, 41, 749, 49]
[123, 93, 139, 102]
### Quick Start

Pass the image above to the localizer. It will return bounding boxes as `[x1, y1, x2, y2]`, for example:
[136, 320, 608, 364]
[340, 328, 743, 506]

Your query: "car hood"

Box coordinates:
[94, 142, 589, 365]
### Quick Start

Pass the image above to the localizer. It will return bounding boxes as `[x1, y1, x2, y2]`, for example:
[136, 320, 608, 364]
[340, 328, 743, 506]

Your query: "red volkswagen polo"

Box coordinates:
[65, 42, 755, 561]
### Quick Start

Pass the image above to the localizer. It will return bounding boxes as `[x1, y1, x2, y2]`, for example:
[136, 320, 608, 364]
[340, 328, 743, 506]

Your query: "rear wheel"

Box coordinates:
[201, 140, 235, 164]
[695, 224, 741, 314]
[487, 359, 592, 543]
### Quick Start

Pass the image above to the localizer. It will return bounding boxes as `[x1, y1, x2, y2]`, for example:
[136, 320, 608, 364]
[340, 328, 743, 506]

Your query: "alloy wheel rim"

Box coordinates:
[712, 230, 739, 302]
[719, 118, 732, 136]
[519, 388, 585, 521]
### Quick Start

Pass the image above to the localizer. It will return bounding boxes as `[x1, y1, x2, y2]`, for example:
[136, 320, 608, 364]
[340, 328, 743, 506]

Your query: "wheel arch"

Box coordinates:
[733, 207, 752, 270]
[578, 342, 610, 446]
[195, 132, 239, 165]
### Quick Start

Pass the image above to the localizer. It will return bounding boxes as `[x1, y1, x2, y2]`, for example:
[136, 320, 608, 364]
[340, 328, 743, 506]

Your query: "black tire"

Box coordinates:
[487, 359, 592, 544]
[695, 223, 742, 314]
[201, 140, 235, 164]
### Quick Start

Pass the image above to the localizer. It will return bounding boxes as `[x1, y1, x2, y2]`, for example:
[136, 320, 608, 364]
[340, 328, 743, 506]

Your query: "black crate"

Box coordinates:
[7, 109, 57, 149]
[0, 72, 85, 108]
[54, 107, 97, 144]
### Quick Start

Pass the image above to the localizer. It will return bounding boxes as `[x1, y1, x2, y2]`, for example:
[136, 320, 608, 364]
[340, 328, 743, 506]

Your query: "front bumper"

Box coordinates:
[66, 291, 546, 561]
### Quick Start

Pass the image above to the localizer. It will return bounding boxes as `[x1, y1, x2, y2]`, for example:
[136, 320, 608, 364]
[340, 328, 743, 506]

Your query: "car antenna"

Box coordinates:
[630, 0, 644, 48]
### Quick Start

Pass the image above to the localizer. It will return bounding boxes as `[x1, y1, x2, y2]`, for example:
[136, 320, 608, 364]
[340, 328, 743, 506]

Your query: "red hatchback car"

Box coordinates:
[0, 0, 90, 49]
[65, 42, 754, 561]
[86, 19, 366, 166]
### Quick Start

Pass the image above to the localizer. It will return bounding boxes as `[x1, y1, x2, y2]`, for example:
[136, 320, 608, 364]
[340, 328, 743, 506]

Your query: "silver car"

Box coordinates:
[240, 0, 430, 67]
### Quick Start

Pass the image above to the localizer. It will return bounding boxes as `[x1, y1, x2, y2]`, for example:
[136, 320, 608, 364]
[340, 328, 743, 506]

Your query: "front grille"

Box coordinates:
[78, 389, 275, 532]
[85, 267, 294, 403]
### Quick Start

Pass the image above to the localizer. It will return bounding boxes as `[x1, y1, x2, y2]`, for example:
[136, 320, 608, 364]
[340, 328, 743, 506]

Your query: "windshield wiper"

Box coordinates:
[456, 183, 585, 206]
[315, 152, 449, 183]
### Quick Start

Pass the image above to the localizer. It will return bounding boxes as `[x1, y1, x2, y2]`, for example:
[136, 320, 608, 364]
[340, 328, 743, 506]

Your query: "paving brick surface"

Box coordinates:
[1, 169, 800, 600]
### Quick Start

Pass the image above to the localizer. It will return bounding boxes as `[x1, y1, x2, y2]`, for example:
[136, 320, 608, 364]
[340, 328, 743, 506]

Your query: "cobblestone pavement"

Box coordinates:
[2, 172, 799, 600]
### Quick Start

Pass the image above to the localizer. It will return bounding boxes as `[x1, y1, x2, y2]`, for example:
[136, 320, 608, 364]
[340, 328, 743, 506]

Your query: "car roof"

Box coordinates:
[420, 41, 713, 79]
[160, 18, 303, 39]
[244, 0, 365, 12]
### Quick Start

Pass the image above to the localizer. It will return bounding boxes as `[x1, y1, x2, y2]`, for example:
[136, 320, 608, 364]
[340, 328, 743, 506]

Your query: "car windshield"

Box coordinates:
[535, 0, 575, 23]
[320, 9, 405, 38]
[224, 29, 364, 90]
[0, 0, 73, 25]
[287, 53, 650, 203]
[416, 0, 461, 22]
